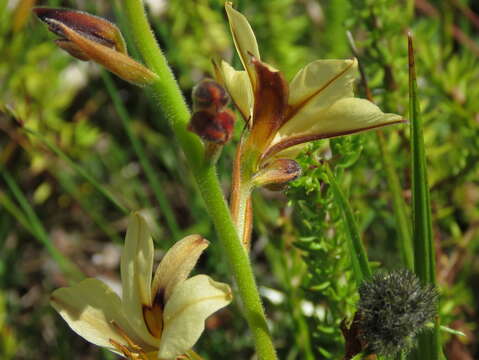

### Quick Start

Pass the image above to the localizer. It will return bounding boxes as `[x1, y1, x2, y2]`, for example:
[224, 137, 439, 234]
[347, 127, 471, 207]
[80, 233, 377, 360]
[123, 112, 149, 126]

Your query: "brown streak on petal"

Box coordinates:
[142, 305, 163, 339]
[262, 118, 407, 161]
[246, 57, 288, 153]
[152, 288, 165, 309]
[284, 60, 356, 126]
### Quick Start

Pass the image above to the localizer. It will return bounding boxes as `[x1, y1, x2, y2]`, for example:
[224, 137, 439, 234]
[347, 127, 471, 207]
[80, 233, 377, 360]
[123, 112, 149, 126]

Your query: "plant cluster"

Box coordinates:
[0, 0, 478, 359]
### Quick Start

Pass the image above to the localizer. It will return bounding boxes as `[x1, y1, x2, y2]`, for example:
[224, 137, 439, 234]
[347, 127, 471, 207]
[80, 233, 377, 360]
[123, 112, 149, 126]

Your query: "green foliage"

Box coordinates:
[286, 136, 363, 358]
[1, 0, 478, 359]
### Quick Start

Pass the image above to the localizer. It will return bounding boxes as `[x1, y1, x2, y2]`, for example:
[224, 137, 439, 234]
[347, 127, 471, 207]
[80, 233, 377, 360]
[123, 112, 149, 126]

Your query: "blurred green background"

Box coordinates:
[1, 0, 478, 359]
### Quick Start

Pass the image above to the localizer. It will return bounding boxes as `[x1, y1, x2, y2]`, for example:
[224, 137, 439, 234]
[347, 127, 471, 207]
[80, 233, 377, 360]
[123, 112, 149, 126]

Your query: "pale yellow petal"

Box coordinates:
[50, 278, 150, 354]
[302, 97, 403, 135]
[219, 60, 253, 121]
[151, 235, 209, 303]
[281, 97, 402, 139]
[288, 59, 357, 111]
[265, 98, 404, 160]
[225, 2, 260, 89]
[269, 144, 307, 161]
[121, 212, 158, 345]
[158, 275, 232, 359]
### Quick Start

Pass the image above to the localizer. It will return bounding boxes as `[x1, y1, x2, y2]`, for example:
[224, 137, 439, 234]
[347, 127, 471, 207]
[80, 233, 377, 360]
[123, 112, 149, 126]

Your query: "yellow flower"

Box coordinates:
[51, 213, 232, 360]
[215, 3, 405, 180]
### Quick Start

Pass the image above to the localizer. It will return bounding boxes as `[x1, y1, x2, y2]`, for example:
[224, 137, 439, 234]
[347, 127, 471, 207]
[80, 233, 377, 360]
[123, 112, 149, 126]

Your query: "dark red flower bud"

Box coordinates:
[192, 79, 230, 113]
[188, 109, 235, 145]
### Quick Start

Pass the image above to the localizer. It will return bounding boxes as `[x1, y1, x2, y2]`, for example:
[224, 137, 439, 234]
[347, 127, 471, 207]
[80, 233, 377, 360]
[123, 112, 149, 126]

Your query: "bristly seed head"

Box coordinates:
[357, 269, 438, 357]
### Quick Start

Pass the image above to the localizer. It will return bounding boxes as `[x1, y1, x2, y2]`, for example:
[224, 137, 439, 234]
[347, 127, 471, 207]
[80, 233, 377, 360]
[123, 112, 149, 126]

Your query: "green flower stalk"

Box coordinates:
[109, 1, 279, 358]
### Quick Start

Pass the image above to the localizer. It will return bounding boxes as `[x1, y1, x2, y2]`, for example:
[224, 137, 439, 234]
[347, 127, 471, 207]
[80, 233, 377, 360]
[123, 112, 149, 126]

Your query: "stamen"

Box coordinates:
[110, 320, 143, 351]
[109, 321, 149, 360]
[109, 338, 135, 359]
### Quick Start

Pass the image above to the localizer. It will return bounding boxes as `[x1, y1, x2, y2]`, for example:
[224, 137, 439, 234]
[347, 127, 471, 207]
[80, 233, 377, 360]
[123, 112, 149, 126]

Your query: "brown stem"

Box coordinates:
[230, 140, 243, 225]
[243, 196, 253, 250]
[230, 139, 253, 249]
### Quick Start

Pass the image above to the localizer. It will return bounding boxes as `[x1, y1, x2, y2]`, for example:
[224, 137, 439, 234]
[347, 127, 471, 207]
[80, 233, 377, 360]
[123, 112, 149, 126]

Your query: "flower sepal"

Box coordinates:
[252, 158, 301, 190]
[34, 7, 158, 86]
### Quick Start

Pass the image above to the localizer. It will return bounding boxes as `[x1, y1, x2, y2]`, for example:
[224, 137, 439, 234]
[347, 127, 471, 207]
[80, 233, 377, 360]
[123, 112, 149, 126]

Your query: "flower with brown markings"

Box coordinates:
[51, 213, 232, 360]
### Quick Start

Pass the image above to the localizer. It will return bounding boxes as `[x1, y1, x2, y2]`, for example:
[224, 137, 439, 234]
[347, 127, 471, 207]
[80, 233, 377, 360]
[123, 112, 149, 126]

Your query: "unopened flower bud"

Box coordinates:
[192, 79, 230, 113]
[357, 269, 438, 357]
[252, 158, 301, 190]
[34, 7, 158, 86]
[188, 109, 235, 145]
[34, 8, 127, 53]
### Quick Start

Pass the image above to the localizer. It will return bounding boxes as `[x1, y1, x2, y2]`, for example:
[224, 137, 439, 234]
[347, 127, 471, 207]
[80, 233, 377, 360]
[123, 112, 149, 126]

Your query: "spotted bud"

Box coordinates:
[33, 7, 158, 86]
[188, 109, 235, 145]
[192, 79, 230, 113]
[252, 158, 301, 190]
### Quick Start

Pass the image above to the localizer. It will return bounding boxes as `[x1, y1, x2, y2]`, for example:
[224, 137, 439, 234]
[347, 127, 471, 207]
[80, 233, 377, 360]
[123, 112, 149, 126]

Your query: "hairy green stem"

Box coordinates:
[122, 1, 276, 358]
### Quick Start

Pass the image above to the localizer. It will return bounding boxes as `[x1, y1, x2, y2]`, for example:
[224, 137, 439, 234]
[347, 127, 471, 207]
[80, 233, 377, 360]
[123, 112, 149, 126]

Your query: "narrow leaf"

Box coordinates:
[325, 164, 372, 284]
[101, 71, 181, 239]
[0, 165, 83, 282]
[24, 128, 129, 215]
[408, 33, 441, 360]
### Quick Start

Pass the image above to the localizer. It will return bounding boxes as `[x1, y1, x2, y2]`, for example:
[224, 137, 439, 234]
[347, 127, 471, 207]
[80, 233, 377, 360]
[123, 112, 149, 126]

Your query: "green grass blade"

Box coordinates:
[56, 172, 123, 244]
[101, 71, 181, 239]
[408, 33, 441, 360]
[24, 128, 129, 215]
[0, 190, 34, 233]
[0, 166, 83, 282]
[346, 32, 414, 271]
[376, 132, 414, 270]
[325, 164, 372, 284]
